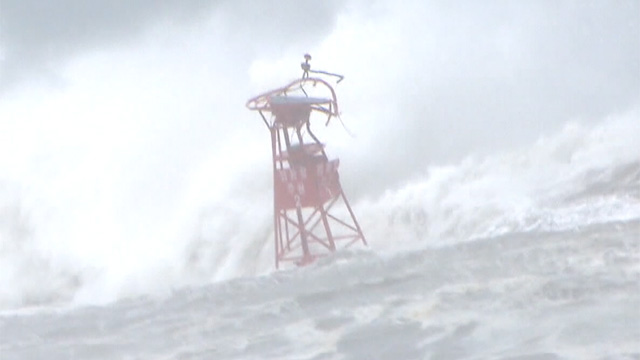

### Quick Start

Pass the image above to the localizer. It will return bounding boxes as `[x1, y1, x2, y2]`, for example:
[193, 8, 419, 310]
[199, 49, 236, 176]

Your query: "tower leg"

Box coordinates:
[340, 190, 367, 245]
[319, 205, 336, 251]
[295, 207, 312, 262]
[274, 214, 280, 269]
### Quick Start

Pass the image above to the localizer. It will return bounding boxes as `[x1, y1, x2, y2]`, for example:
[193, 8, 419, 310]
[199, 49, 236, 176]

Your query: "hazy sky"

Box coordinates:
[0, 0, 638, 262]
[0, 0, 344, 90]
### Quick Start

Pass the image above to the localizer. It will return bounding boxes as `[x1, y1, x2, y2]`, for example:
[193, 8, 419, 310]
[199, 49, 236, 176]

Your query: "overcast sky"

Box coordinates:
[0, 0, 346, 90]
[0, 1, 638, 268]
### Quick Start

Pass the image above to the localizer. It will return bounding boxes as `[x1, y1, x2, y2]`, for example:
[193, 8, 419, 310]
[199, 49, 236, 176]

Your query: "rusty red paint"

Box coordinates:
[247, 60, 367, 269]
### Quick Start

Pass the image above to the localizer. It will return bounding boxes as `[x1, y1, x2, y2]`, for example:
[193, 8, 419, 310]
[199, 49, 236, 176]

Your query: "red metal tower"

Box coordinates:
[247, 55, 367, 269]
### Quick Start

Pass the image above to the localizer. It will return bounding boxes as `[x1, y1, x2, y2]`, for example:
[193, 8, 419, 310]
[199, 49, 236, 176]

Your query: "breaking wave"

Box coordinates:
[0, 107, 638, 310]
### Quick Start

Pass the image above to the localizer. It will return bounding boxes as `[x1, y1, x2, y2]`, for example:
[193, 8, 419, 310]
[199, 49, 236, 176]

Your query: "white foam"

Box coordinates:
[359, 109, 640, 250]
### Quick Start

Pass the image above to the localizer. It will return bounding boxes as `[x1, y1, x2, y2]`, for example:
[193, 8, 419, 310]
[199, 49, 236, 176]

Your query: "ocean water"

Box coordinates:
[0, 110, 638, 359]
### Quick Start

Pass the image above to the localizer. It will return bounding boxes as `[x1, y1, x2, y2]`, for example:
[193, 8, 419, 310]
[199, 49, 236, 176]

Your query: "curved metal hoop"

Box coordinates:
[246, 77, 340, 118]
